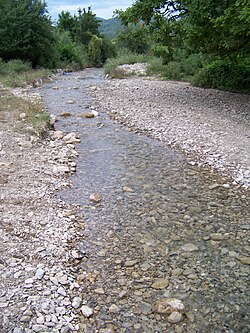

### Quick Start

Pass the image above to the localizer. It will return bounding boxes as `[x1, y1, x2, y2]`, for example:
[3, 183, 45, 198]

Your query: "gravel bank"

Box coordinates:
[89, 77, 250, 188]
[0, 88, 85, 332]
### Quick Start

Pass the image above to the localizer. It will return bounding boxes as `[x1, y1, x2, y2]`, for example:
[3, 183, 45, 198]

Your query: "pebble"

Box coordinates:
[167, 311, 184, 324]
[152, 278, 169, 289]
[89, 192, 101, 203]
[72, 296, 82, 309]
[81, 305, 93, 317]
[35, 268, 45, 279]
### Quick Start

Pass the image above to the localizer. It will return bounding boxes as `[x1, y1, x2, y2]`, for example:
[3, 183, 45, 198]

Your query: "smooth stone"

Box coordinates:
[123, 186, 134, 192]
[60, 112, 71, 117]
[152, 278, 169, 289]
[167, 311, 184, 324]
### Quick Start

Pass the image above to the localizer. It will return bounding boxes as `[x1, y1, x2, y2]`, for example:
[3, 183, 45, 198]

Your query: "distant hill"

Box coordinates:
[98, 18, 122, 39]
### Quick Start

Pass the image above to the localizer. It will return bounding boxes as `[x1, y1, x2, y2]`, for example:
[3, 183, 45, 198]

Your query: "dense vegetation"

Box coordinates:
[0, 1, 115, 76]
[0, 0, 249, 92]
[114, 0, 250, 92]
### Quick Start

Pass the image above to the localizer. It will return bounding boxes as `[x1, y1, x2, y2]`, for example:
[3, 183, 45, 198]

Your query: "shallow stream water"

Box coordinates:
[41, 69, 249, 333]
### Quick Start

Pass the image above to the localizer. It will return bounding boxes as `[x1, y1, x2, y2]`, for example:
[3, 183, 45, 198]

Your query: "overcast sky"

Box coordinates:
[46, 0, 133, 20]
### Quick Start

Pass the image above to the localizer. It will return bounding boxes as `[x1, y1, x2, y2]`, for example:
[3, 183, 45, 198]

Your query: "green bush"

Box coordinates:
[0, 58, 31, 74]
[53, 30, 87, 69]
[146, 57, 167, 76]
[164, 61, 182, 80]
[192, 60, 250, 93]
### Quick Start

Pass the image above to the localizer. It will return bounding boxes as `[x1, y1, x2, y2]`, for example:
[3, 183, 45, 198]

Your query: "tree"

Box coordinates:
[58, 11, 75, 39]
[116, 24, 150, 54]
[0, 0, 55, 67]
[75, 7, 100, 45]
[115, 0, 250, 59]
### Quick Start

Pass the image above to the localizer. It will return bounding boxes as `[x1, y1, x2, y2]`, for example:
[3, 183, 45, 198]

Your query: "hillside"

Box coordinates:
[98, 17, 122, 39]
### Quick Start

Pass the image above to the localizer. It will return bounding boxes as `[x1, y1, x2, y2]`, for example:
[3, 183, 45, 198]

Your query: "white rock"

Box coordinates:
[72, 297, 82, 309]
[19, 113, 27, 119]
[35, 268, 45, 279]
[81, 305, 93, 317]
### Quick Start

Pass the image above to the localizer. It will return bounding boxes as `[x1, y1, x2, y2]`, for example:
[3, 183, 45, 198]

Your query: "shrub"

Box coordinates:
[0, 58, 31, 75]
[164, 61, 182, 80]
[192, 59, 250, 93]
[146, 57, 167, 76]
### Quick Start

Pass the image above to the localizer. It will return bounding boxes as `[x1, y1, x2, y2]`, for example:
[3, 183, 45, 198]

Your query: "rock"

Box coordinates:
[19, 113, 27, 120]
[82, 113, 95, 118]
[123, 186, 134, 192]
[125, 260, 137, 267]
[95, 288, 105, 294]
[210, 233, 229, 241]
[35, 268, 45, 279]
[13, 328, 23, 333]
[81, 305, 93, 317]
[236, 256, 250, 265]
[36, 316, 45, 324]
[92, 110, 99, 117]
[51, 130, 64, 140]
[60, 112, 71, 118]
[153, 298, 185, 314]
[109, 304, 120, 313]
[167, 311, 184, 324]
[72, 297, 82, 309]
[49, 114, 57, 125]
[57, 287, 67, 296]
[181, 243, 198, 252]
[63, 132, 80, 144]
[140, 302, 152, 315]
[152, 278, 169, 289]
[52, 165, 70, 174]
[20, 316, 30, 322]
[66, 100, 75, 104]
[32, 325, 48, 332]
[89, 192, 101, 203]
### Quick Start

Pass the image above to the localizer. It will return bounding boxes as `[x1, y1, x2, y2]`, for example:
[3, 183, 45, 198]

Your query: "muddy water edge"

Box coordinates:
[40, 68, 249, 333]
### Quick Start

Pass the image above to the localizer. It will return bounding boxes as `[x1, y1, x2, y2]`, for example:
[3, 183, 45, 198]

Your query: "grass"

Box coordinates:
[0, 68, 52, 88]
[0, 90, 51, 136]
[0, 59, 52, 135]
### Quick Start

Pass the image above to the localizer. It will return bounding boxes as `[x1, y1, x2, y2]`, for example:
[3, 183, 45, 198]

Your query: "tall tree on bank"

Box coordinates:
[116, 0, 250, 59]
[0, 0, 55, 67]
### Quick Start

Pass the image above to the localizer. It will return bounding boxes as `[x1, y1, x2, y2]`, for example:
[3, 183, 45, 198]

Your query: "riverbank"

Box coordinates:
[0, 69, 249, 333]
[89, 76, 250, 189]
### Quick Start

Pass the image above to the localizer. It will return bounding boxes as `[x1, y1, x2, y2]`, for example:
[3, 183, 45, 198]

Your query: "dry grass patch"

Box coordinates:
[0, 88, 50, 136]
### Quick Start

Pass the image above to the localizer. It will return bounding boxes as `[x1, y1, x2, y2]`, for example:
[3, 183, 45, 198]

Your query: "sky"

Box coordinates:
[46, 0, 133, 21]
